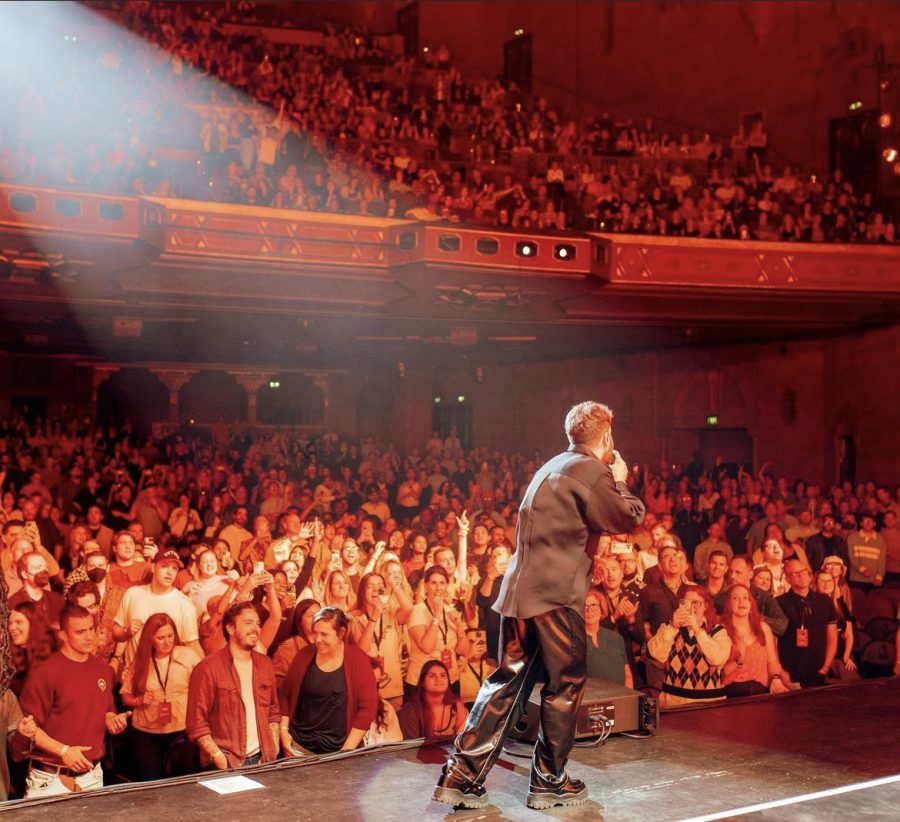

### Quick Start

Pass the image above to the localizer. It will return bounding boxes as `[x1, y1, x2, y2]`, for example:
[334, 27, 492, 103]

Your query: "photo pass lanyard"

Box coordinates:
[152, 653, 171, 697]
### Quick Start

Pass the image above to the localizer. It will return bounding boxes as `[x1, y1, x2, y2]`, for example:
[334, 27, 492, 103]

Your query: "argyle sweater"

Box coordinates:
[649, 623, 731, 700]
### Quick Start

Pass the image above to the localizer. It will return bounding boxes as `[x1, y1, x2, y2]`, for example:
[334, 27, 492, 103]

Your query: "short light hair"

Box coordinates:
[564, 402, 613, 447]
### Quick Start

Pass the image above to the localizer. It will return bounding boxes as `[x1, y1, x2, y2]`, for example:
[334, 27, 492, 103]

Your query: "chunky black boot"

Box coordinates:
[526, 773, 588, 810]
[432, 766, 490, 809]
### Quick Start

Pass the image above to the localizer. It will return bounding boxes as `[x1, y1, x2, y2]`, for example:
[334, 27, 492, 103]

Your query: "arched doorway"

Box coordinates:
[96, 369, 167, 436]
[179, 371, 247, 424]
[256, 373, 325, 425]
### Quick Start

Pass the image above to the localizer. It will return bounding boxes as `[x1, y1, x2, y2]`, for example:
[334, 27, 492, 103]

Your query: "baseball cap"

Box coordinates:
[155, 550, 183, 568]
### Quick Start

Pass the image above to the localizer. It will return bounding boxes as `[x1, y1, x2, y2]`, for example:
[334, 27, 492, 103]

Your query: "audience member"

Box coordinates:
[278, 607, 377, 756]
[720, 584, 789, 697]
[18, 605, 130, 796]
[776, 559, 837, 688]
[120, 613, 201, 780]
[648, 587, 731, 708]
[187, 601, 281, 769]
[398, 659, 468, 741]
[584, 590, 631, 687]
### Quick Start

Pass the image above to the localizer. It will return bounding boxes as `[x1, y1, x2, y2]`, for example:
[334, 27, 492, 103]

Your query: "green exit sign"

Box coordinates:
[707, 415, 719, 426]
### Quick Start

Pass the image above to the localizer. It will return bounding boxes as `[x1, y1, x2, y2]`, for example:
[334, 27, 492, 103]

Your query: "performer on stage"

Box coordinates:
[434, 401, 645, 810]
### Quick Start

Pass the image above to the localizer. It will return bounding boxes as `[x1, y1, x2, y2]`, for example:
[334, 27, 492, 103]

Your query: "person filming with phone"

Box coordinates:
[648, 587, 732, 708]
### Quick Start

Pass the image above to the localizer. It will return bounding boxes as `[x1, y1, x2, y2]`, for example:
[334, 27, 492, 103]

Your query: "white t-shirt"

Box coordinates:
[233, 655, 260, 757]
[115, 585, 200, 663]
[406, 602, 460, 686]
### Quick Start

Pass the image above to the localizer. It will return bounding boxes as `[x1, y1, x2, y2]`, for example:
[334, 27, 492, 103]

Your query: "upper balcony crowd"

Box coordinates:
[0, 1, 897, 245]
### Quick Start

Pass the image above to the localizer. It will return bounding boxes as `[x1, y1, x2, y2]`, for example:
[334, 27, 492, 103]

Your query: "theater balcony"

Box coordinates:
[0, 184, 898, 370]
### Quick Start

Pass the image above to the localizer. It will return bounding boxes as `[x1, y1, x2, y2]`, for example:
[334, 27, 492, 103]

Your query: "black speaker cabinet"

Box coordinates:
[507, 678, 659, 743]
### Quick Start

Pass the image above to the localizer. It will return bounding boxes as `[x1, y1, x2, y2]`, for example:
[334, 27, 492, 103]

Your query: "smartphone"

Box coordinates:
[253, 561, 265, 575]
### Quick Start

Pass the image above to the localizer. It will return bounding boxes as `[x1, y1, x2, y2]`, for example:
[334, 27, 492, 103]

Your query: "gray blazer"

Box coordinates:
[494, 444, 645, 619]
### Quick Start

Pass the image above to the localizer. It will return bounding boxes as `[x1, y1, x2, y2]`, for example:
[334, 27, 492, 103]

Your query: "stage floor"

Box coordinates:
[4, 677, 899, 821]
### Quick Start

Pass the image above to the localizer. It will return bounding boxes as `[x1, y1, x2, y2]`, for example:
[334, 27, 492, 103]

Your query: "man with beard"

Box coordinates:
[187, 602, 280, 769]
[9, 552, 65, 628]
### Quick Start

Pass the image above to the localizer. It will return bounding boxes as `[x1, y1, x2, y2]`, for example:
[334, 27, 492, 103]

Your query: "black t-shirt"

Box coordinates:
[776, 590, 835, 685]
[290, 662, 347, 754]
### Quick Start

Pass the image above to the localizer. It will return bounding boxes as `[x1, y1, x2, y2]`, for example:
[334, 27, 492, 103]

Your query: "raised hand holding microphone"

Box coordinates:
[609, 449, 630, 484]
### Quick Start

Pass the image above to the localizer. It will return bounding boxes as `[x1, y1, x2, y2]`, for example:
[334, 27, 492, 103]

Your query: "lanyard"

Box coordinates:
[152, 654, 172, 697]
[467, 660, 484, 681]
[433, 608, 449, 646]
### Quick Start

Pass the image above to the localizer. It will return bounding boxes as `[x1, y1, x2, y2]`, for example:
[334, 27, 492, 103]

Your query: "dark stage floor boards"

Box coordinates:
[4, 677, 899, 821]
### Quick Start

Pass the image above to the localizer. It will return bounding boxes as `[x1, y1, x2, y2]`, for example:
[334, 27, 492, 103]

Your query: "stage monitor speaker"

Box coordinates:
[507, 678, 659, 744]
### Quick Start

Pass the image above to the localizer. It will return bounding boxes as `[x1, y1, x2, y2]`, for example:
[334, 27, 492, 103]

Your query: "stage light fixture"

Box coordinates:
[515, 241, 537, 257]
[554, 243, 576, 260]
[880, 113, 893, 128]
[883, 147, 898, 163]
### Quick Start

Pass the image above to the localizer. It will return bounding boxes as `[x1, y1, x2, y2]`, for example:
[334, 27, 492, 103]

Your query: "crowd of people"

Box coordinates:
[0, 409, 897, 799]
[1, 2, 897, 244]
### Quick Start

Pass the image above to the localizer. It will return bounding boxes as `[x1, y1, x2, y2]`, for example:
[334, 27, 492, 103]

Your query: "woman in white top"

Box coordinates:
[405, 565, 469, 699]
[120, 613, 201, 780]
[348, 572, 410, 707]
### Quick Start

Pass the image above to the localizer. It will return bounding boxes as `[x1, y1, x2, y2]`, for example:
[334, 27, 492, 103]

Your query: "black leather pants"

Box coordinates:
[445, 607, 587, 787]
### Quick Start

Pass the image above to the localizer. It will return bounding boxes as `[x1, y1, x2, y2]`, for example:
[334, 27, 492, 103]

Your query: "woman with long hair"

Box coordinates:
[648, 587, 731, 708]
[272, 598, 320, 684]
[397, 659, 468, 741]
[814, 569, 858, 680]
[8, 601, 56, 697]
[322, 569, 356, 614]
[60, 524, 88, 576]
[721, 584, 790, 697]
[349, 572, 408, 707]
[822, 555, 855, 616]
[120, 612, 201, 781]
